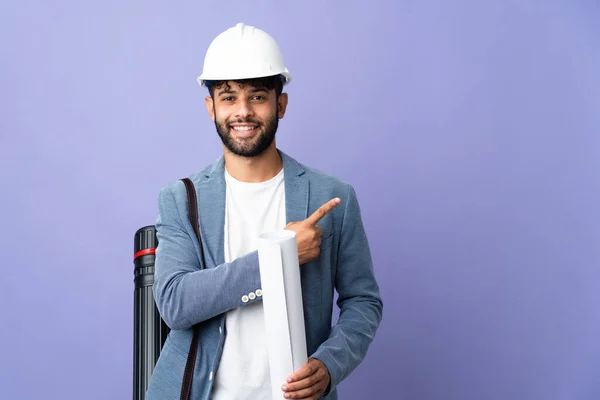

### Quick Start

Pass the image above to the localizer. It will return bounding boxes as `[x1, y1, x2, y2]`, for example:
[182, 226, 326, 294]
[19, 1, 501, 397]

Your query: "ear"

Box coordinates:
[277, 92, 288, 119]
[205, 96, 215, 122]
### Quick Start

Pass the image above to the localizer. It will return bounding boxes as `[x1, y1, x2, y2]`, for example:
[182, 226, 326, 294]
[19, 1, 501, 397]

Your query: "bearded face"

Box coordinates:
[206, 79, 287, 158]
[214, 106, 279, 158]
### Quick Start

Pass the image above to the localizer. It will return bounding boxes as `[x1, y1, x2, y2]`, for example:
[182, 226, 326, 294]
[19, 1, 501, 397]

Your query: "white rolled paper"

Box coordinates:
[257, 230, 308, 399]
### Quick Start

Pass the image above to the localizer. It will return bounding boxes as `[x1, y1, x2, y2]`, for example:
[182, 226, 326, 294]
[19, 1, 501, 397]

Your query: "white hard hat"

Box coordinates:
[197, 23, 292, 86]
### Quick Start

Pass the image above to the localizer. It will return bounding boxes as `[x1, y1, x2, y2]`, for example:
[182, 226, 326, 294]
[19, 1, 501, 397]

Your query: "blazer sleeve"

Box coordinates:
[311, 184, 383, 394]
[152, 185, 262, 330]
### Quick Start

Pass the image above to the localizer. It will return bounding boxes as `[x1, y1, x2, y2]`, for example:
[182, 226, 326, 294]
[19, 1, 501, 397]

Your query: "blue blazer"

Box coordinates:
[145, 150, 383, 400]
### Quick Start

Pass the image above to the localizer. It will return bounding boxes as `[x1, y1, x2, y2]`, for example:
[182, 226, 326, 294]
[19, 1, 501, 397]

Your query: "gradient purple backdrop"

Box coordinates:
[2, 1, 600, 399]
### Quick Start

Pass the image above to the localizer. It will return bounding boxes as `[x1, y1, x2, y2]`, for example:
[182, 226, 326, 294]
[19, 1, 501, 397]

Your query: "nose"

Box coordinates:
[235, 98, 254, 119]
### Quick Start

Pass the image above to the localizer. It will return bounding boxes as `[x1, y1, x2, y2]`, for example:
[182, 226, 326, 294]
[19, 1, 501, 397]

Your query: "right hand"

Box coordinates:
[284, 198, 341, 265]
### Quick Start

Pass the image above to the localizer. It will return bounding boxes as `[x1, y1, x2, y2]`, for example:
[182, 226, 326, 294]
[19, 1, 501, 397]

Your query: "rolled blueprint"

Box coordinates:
[257, 230, 308, 399]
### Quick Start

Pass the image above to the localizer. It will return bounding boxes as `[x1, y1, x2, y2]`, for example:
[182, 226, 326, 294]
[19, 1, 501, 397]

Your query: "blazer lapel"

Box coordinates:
[196, 155, 226, 268]
[281, 150, 309, 224]
[280, 151, 314, 304]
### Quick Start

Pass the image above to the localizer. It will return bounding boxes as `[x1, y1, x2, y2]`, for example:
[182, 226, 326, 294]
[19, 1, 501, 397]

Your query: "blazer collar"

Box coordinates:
[200, 149, 305, 179]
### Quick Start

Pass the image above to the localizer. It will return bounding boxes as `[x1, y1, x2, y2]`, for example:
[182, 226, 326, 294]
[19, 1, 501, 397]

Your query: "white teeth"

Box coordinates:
[233, 126, 255, 132]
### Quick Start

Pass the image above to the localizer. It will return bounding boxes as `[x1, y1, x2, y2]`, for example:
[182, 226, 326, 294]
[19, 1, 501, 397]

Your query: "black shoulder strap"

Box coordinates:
[179, 177, 204, 400]
[180, 178, 206, 268]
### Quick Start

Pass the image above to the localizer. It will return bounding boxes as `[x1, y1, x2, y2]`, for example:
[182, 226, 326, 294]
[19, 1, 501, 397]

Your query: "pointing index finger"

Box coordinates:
[304, 198, 341, 226]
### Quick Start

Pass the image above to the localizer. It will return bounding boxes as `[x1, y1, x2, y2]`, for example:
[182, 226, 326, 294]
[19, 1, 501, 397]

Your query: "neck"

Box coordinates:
[223, 144, 283, 183]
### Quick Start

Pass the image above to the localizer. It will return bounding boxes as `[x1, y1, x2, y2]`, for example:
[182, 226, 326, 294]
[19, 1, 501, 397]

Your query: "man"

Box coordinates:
[146, 23, 382, 400]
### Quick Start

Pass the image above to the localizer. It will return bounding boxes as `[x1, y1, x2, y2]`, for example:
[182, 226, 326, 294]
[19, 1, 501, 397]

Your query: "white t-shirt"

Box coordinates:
[211, 167, 286, 400]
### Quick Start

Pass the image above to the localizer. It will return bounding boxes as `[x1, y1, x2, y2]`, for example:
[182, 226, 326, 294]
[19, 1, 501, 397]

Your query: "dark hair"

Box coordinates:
[205, 74, 285, 99]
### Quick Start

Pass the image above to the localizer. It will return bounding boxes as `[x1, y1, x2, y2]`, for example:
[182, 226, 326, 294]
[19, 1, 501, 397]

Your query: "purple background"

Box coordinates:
[2, 1, 600, 399]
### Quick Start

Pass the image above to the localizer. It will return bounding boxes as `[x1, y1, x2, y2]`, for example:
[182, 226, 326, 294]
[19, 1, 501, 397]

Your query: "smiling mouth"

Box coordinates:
[230, 124, 259, 137]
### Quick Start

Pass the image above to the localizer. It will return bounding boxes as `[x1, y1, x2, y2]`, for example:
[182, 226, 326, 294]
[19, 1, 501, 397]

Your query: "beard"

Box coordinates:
[214, 109, 279, 158]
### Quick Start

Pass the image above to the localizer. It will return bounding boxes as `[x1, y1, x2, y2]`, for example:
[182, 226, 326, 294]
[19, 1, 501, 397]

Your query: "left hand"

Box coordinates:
[281, 357, 330, 399]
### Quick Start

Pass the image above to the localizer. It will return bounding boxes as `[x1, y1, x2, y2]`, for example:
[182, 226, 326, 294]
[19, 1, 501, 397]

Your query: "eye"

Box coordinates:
[223, 96, 234, 102]
[252, 95, 266, 101]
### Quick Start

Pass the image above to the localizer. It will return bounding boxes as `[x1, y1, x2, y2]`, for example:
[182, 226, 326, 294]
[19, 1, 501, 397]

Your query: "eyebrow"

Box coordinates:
[217, 87, 269, 97]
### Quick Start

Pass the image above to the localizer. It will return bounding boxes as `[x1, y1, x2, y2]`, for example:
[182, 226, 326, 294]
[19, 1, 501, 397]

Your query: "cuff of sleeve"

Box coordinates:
[311, 349, 339, 396]
[238, 250, 262, 307]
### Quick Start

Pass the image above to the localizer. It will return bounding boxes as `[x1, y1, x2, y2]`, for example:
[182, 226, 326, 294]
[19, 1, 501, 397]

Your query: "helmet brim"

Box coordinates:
[197, 71, 292, 87]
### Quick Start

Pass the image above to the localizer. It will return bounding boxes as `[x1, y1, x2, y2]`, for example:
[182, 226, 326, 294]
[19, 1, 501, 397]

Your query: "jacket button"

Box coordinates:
[242, 295, 249, 303]
[256, 289, 263, 297]
[249, 292, 256, 300]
